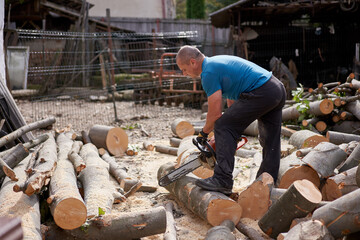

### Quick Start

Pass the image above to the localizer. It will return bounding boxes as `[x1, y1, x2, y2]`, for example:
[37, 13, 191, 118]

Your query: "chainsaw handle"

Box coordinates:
[236, 136, 248, 150]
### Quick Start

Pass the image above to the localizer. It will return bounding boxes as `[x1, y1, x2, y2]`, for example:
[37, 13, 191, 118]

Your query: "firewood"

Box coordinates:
[243, 120, 259, 136]
[170, 118, 195, 139]
[312, 188, 360, 238]
[0, 117, 55, 149]
[345, 101, 360, 120]
[236, 221, 266, 240]
[237, 172, 273, 220]
[280, 126, 296, 137]
[340, 111, 355, 121]
[326, 130, 360, 145]
[289, 129, 328, 149]
[88, 124, 128, 156]
[338, 142, 360, 172]
[206, 220, 236, 240]
[124, 181, 142, 198]
[79, 143, 120, 218]
[157, 162, 243, 226]
[331, 121, 360, 134]
[350, 78, 360, 90]
[13, 133, 57, 196]
[295, 148, 312, 157]
[235, 148, 257, 158]
[0, 216, 22, 240]
[282, 219, 334, 240]
[270, 188, 329, 208]
[47, 132, 86, 230]
[42, 207, 167, 240]
[282, 99, 334, 121]
[125, 145, 138, 156]
[0, 155, 41, 240]
[143, 141, 154, 151]
[164, 202, 177, 240]
[155, 145, 178, 156]
[81, 130, 91, 144]
[0, 157, 17, 181]
[68, 141, 86, 175]
[169, 137, 181, 147]
[301, 142, 347, 178]
[258, 179, 322, 238]
[249, 152, 262, 183]
[276, 152, 320, 189]
[322, 166, 358, 201]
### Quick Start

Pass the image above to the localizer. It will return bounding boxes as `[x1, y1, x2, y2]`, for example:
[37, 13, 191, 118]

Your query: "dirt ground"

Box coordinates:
[16, 99, 277, 240]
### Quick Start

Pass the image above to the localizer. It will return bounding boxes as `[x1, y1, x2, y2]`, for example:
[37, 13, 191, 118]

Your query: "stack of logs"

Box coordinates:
[0, 120, 166, 240]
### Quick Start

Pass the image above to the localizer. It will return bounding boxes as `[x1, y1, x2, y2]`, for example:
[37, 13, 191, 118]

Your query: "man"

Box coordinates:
[176, 45, 286, 195]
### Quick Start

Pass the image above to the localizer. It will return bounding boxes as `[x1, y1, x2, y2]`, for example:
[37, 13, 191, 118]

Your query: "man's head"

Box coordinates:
[176, 46, 204, 78]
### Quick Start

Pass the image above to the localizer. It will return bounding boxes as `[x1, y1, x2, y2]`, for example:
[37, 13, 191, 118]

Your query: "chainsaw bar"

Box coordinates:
[158, 152, 202, 187]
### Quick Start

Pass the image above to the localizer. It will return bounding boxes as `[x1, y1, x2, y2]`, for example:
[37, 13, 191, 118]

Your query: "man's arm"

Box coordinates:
[203, 90, 223, 134]
[227, 99, 235, 108]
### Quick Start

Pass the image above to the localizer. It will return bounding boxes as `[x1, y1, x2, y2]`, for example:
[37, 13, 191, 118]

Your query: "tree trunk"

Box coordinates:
[338, 142, 360, 172]
[143, 141, 154, 151]
[48, 132, 87, 230]
[281, 126, 297, 137]
[236, 221, 266, 240]
[155, 145, 178, 156]
[42, 207, 167, 240]
[259, 179, 322, 238]
[81, 130, 92, 144]
[289, 130, 328, 149]
[345, 101, 360, 120]
[79, 143, 118, 218]
[296, 148, 312, 157]
[322, 166, 358, 201]
[276, 152, 320, 189]
[243, 120, 258, 136]
[282, 219, 334, 240]
[0, 157, 17, 181]
[235, 148, 257, 158]
[171, 118, 195, 139]
[0, 155, 41, 240]
[331, 121, 360, 134]
[0, 216, 22, 240]
[312, 188, 360, 238]
[13, 133, 57, 196]
[157, 162, 242, 226]
[249, 152, 262, 183]
[88, 125, 128, 156]
[301, 142, 347, 178]
[237, 173, 273, 220]
[326, 130, 360, 145]
[3, 143, 30, 169]
[282, 99, 334, 121]
[68, 141, 86, 175]
[164, 202, 177, 240]
[206, 220, 236, 240]
[169, 137, 181, 147]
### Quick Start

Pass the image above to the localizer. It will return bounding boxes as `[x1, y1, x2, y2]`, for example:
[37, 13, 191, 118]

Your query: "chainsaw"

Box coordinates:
[158, 136, 248, 187]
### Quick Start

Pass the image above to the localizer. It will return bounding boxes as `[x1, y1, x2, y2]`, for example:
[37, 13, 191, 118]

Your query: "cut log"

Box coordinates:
[301, 142, 347, 178]
[0, 157, 17, 181]
[88, 125, 128, 156]
[48, 132, 87, 230]
[237, 172, 273, 220]
[249, 152, 262, 184]
[295, 148, 312, 157]
[302, 118, 319, 127]
[315, 121, 327, 132]
[164, 202, 177, 240]
[243, 120, 259, 136]
[81, 130, 92, 144]
[170, 118, 195, 139]
[289, 130, 328, 149]
[0, 216, 23, 240]
[236, 221, 266, 240]
[270, 188, 329, 208]
[280, 126, 297, 137]
[206, 220, 236, 240]
[42, 207, 167, 240]
[2, 143, 30, 169]
[235, 148, 257, 158]
[169, 137, 181, 147]
[356, 164, 360, 188]
[0, 155, 41, 240]
[338, 142, 360, 172]
[282, 99, 334, 121]
[276, 152, 320, 189]
[344, 100, 360, 120]
[157, 162, 242, 226]
[282, 219, 334, 240]
[326, 131, 360, 145]
[312, 188, 360, 238]
[143, 141, 154, 151]
[322, 166, 358, 201]
[79, 143, 118, 218]
[13, 133, 57, 196]
[99, 148, 130, 184]
[340, 111, 355, 121]
[331, 121, 360, 134]
[155, 145, 178, 156]
[258, 179, 322, 238]
[68, 141, 86, 175]
[177, 135, 196, 160]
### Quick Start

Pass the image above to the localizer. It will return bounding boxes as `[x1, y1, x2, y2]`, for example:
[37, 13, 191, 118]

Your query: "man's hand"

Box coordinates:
[197, 129, 208, 145]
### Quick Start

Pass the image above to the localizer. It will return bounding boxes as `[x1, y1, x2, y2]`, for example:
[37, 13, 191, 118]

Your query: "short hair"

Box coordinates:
[176, 45, 203, 65]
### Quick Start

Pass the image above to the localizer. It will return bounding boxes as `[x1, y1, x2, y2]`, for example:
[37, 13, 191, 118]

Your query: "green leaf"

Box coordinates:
[98, 207, 105, 216]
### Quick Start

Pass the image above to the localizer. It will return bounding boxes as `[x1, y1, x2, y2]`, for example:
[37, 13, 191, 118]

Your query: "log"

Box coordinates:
[48, 132, 87, 230]
[276, 152, 320, 189]
[312, 188, 360, 238]
[282, 99, 334, 121]
[143, 141, 154, 151]
[237, 172, 274, 220]
[295, 148, 312, 157]
[0, 155, 41, 240]
[79, 143, 118, 218]
[345, 101, 360, 120]
[2, 143, 29, 169]
[236, 221, 266, 240]
[42, 206, 167, 240]
[258, 179, 322, 238]
[326, 131, 360, 145]
[157, 162, 242, 226]
[155, 145, 178, 156]
[301, 142, 347, 178]
[270, 188, 329, 208]
[164, 202, 177, 240]
[289, 130, 328, 149]
[0, 157, 17, 181]
[315, 121, 327, 132]
[338, 142, 360, 172]
[280, 126, 297, 137]
[322, 166, 358, 201]
[282, 219, 334, 240]
[235, 148, 257, 158]
[243, 120, 258, 136]
[331, 121, 360, 134]
[356, 164, 360, 188]
[206, 220, 235, 240]
[88, 125, 128, 156]
[0, 117, 55, 149]
[81, 130, 91, 144]
[170, 118, 195, 139]
[249, 152, 262, 183]
[13, 134, 57, 196]
[169, 137, 181, 147]
[0, 216, 23, 240]
[68, 141, 86, 175]
[340, 111, 355, 121]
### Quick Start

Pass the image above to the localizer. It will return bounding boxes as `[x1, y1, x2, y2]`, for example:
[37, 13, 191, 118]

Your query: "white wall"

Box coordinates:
[0, 0, 5, 83]
[88, 0, 175, 19]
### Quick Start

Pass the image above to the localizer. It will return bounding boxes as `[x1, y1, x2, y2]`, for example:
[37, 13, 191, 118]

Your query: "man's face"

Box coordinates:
[177, 59, 199, 79]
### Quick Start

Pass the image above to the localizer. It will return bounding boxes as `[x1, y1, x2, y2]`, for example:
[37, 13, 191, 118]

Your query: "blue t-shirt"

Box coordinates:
[201, 55, 272, 100]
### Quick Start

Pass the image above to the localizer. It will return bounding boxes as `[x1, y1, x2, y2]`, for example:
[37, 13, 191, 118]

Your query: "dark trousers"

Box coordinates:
[213, 75, 286, 187]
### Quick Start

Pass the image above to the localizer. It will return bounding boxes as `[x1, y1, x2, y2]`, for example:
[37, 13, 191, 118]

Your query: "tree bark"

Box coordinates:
[282, 219, 334, 240]
[81, 130, 92, 144]
[236, 221, 266, 240]
[0, 157, 17, 181]
[322, 166, 358, 201]
[99, 148, 131, 185]
[164, 202, 177, 240]
[282, 99, 334, 121]
[338, 142, 360, 172]
[0, 155, 41, 240]
[259, 179, 322, 238]
[42, 207, 167, 240]
[312, 188, 360, 238]
[345, 101, 360, 120]
[2, 143, 30, 169]
[331, 121, 360, 134]
[143, 141, 154, 151]
[326, 131, 360, 145]
[206, 220, 236, 240]
[157, 162, 242, 226]
[0, 216, 23, 240]
[68, 141, 86, 175]
[171, 118, 195, 139]
[155, 145, 178, 156]
[296, 148, 312, 157]
[281, 126, 297, 137]
[169, 137, 181, 147]
[289, 130, 328, 149]
[88, 125, 128, 156]
[48, 132, 87, 230]
[13, 133, 57, 196]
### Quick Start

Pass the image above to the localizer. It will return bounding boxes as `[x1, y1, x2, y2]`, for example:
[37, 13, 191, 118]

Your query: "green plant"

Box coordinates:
[98, 207, 106, 216]
[122, 123, 140, 130]
[291, 83, 313, 123]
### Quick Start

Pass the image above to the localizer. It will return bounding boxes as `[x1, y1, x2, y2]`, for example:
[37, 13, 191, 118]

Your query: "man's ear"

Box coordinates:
[190, 58, 196, 66]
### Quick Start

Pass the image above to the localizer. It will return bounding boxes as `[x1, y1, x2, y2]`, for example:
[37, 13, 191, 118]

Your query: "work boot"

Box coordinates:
[195, 176, 233, 195]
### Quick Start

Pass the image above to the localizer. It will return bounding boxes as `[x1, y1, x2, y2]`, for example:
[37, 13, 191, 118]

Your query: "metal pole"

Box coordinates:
[355, 43, 360, 80]
[106, 8, 115, 85]
[105, 60, 118, 122]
